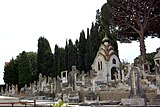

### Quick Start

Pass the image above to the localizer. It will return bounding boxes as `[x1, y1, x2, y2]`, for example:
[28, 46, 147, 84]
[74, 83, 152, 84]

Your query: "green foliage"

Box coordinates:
[64, 40, 69, 71]
[54, 100, 65, 107]
[85, 23, 100, 72]
[37, 37, 54, 77]
[27, 52, 37, 82]
[101, 3, 112, 33]
[104, 0, 160, 63]
[4, 58, 18, 85]
[17, 51, 32, 88]
[53, 45, 65, 76]
[4, 51, 37, 89]
[67, 39, 78, 71]
[134, 52, 157, 72]
[78, 30, 86, 71]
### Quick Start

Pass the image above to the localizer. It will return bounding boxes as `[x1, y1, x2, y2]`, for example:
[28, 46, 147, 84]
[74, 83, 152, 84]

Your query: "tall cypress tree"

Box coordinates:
[58, 47, 65, 73]
[68, 39, 77, 71]
[53, 44, 60, 77]
[78, 30, 86, 71]
[75, 39, 79, 68]
[37, 37, 54, 78]
[85, 22, 101, 72]
[85, 28, 91, 72]
[64, 40, 69, 70]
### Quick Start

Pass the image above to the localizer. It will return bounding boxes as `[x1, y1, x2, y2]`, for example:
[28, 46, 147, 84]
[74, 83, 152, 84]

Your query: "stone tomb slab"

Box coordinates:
[121, 98, 145, 106]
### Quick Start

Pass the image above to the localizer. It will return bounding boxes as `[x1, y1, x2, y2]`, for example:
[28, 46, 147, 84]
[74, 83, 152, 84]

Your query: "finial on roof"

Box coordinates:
[102, 33, 110, 43]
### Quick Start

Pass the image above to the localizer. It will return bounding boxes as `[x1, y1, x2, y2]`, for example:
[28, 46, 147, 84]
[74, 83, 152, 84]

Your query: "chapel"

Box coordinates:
[91, 34, 121, 83]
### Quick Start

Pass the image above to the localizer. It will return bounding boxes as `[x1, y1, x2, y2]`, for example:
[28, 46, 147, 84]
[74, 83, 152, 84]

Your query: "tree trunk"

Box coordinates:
[139, 30, 146, 65]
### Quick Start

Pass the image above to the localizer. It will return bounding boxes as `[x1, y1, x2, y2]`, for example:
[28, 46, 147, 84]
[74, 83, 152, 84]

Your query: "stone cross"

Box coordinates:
[129, 66, 144, 98]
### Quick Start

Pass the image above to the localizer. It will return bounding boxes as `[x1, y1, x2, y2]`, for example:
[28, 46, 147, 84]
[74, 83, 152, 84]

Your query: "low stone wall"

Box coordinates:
[79, 91, 157, 102]
[145, 92, 157, 102]
[98, 91, 130, 101]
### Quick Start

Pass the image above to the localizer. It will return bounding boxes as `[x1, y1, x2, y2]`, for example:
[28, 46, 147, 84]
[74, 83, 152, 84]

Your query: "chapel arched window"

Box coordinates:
[112, 58, 116, 64]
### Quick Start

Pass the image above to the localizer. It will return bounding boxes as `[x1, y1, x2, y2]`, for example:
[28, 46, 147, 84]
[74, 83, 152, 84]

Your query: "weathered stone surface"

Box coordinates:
[121, 98, 145, 106]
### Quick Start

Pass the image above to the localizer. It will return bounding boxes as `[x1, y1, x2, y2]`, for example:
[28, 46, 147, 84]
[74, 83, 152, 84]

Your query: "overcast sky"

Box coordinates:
[0, 0, 160, 84]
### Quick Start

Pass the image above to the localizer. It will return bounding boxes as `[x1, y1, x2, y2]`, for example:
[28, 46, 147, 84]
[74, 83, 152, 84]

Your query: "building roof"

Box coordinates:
[102, 34, 110, 43]
[154, 52, 160, 60]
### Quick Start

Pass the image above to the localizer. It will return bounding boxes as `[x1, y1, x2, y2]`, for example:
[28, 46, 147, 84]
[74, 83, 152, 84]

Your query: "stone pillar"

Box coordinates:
[74, 73, 77, 90]
[132, 71, 137, 96]
[82, 74, 85, 86]
[66, 71, 68, 82]
[121, 70, 125, 82]
[11, 85, 14, 95]
[38, 73, 43, 91]
[157, 74, 160, 95]
[15, 85, 18, 94]
[51, 83, 54, 94]
[5, 83, 8, 95]
[1, 87, 4, 95]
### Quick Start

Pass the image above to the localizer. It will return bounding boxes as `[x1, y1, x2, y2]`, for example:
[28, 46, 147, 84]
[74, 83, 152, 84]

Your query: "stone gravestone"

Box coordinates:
[53, 77, 56, 93]
[56, 76, 62, 93]
[15, 85, 18, 94]
[32, 81, 37, 94]
[11, 84, 16, 95]
[69, 66, 78, 91]
[38, 73, 43, 91]
[1, 87, 4, 95]
[42, 76, 47, 91]
[5, 84, 9, 95]
[121, 66, 146, 106]
[90, 69, 97, 92]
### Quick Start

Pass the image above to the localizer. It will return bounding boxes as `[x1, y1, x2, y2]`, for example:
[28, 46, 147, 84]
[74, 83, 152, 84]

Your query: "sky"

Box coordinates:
[0, 0, 160, 84]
